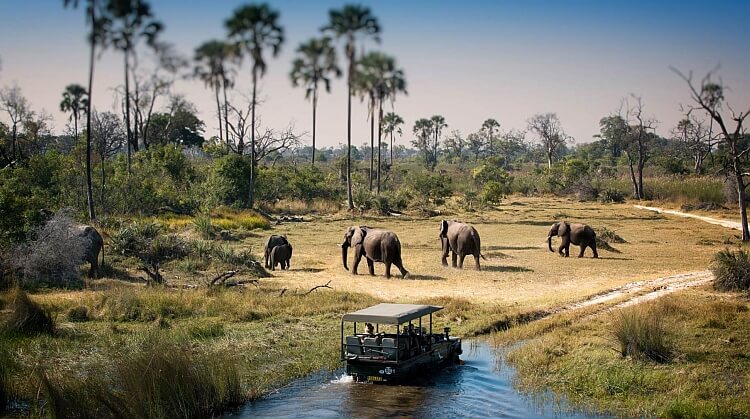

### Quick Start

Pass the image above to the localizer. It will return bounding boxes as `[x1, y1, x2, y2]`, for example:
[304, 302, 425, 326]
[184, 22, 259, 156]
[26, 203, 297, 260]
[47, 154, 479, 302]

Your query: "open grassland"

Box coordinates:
[0, 196, 741, 416]
[503, 287, 750, 417]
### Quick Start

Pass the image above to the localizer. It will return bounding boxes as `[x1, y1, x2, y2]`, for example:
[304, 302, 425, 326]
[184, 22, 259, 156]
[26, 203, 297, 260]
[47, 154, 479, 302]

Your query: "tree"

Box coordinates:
[147, 97, 205, 148]
[622, 95, 657, 199]
[466, 131, 484, 163]
[596, 114, 629, 163]
[527, 113, 568, 169]
[381, 112, 403, 165]
[64, 0, 108, 220]
[194, 40, 237, 148]
[481, 118, 500, 156]
[672, 114, 718, 175]
[323, 4, 380, 210]
[0, 85, 31, 165]
[290, 37, 341, 167]
[443, 129, 465, 162]
[674, 69, 750, 240]
[412, 118, 436, 170]
[60, 83, 94, 219]
[91, 111, 125, 212]
[430, 115, 447, 167]
[105, 0, 163, 171]
[226, 3, 284, 208]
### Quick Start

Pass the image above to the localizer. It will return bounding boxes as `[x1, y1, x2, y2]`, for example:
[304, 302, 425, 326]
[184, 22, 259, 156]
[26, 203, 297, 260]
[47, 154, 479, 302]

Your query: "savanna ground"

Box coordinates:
[1, 196, 747, 417]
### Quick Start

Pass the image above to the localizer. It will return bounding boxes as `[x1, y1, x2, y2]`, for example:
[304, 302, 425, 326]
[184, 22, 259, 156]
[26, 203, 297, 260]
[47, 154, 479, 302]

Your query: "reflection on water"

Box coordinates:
[228, 340, 597, 418]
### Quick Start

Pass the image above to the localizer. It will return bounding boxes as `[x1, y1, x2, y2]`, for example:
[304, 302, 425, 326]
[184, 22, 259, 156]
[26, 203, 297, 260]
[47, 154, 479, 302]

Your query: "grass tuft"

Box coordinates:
[66, 305, 90, 322]
[711, 248, 750, 291]
[611, 304, 672, 363]
[2, 288, 54, 336]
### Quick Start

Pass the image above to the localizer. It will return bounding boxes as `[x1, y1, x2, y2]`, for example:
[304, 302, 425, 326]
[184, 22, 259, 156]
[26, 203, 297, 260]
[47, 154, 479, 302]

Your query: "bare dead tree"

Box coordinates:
[0, 84, 31, 162]
[622, 95, 658, 200]
[673, 68, 750, 240]
[527, 113, 569, 169]
[671, 113, 719, 175]
[253, 123, 303, 166]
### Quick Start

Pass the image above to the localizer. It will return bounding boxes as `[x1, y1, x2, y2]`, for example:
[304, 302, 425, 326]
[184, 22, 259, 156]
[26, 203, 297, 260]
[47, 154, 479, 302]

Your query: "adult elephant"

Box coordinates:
[264, 235, 289, 269]
[341, 226, 409, 279]
[74, 224, 104, 278]
[439, 220, 486, 270]
[547, 221, 598, 258]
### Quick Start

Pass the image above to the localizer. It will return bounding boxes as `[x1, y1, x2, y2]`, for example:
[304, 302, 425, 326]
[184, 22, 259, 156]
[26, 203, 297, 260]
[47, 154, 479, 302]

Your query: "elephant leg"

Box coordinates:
[591, 242, 599, 258]
[458, 254, 466, 269]
[474, 253, 481, 271]
[385, 261, 392, 279]
[352, 247, 362, 275]
[451, 251, 457, 268]
[441, 238, 449, 266]
[578, 245, 585, 258]
[394, 255, 409, 278]
[366, 258, 375, 276]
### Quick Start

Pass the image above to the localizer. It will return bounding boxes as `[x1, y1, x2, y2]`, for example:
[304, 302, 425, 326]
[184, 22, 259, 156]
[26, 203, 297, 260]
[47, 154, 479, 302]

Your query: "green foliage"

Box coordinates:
[66, 306, 90, 323]
[611, 305, 672, 363]
[204, 154, 251, 208]
[599, 188, 626, 203]
[192, 213, 215, 239]
[644, 176, 725, 205]
[409, 171, 452, 205]
[711, 248, 750, 291]
[482, 181, 507, 204]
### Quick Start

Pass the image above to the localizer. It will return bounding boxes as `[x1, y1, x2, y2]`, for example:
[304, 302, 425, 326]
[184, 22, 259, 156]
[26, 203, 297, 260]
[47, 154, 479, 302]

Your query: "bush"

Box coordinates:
[13, 210, 86, 289]
[192, 214, 215, 239]
[711, 248, 750, 291]
[2, 288, 54, 336]
[111, 222, 188, 284]
[611, 305, 672, 363]
[203, 154, 251, 208]
[482, 180, 507, 204]
[598, 227, 627, 243]
[410, 171, 453, 205]
[66, 306, 90, 322]
[599, 188, 626, 203]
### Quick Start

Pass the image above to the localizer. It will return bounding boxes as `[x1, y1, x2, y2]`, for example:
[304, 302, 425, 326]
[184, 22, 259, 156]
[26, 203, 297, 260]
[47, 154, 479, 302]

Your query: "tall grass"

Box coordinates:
[711, 248, 750, 291]
[2, 288, 54, 336]
[645, 176, 725, 204]
[0, 344, 13, 415]
[611, 304, 672, 363]
[210, 207, 270, 230]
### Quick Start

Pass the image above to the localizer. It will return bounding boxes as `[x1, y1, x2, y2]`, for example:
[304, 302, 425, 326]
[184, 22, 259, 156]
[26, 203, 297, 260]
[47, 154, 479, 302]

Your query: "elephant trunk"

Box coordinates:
[342, 243, 349, 271]
[547, 235, 554, 252]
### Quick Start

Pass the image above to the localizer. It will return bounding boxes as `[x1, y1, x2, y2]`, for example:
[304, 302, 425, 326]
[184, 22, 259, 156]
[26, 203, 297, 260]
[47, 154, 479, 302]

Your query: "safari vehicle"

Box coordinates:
[340, 303, 462, 383]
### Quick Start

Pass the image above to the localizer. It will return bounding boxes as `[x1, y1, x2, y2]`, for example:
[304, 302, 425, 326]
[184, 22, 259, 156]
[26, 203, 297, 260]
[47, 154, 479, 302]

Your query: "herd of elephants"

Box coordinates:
[262, 220, 599, 278]
[64, 218, 600, 280]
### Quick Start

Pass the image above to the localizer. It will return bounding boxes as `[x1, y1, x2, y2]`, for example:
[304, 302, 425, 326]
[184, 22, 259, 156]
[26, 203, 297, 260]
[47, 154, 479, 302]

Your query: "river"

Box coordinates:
[228, 340, 598, 418]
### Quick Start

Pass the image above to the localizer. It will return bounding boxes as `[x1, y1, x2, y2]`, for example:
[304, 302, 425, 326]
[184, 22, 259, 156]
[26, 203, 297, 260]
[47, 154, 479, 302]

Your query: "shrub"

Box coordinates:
[203, 154, 252, 207]
[66, 306, 90, 322]
[599, 188, 626, 203]
[353, 188, 374, 211]
[611, 305, 672, 363]
[13, 210, 85, 289]
[2, 288, 54, 336]
[711, 248, 750, 291]
[192, 214, 215, 239]
[111, 223, 188, 284]
[598, 227, 627, 244]
[482, 180, 507, 204]
[410, 171, 453, 205]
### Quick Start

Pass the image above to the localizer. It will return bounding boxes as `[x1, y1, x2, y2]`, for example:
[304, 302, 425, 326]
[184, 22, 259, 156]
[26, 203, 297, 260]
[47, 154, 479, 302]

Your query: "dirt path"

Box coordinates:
[634, 204, 742, 230]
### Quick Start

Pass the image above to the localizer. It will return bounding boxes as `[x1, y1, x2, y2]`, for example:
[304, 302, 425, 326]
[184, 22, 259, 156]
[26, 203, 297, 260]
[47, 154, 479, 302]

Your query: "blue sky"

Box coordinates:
[1, 0, 748, 148]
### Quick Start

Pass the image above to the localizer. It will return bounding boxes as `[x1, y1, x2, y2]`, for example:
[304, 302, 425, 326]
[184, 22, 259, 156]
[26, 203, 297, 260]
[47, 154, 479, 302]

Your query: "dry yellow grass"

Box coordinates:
[249, 196, 734, 311]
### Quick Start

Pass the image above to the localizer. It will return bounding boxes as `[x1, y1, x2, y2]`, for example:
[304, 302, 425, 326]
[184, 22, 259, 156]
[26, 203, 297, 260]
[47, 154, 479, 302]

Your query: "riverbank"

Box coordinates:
[0, 197, 735, 416]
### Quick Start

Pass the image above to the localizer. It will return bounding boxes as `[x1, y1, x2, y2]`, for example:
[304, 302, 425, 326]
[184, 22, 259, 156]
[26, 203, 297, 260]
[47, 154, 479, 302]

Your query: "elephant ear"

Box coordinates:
[439, 220, 449, 237]
[558, 222, 570, 237]
[352, 227, 367, 247]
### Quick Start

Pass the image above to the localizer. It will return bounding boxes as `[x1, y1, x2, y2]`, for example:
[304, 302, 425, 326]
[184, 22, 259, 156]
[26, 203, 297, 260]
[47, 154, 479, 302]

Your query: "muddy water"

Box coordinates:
[228, 340, 598, 418]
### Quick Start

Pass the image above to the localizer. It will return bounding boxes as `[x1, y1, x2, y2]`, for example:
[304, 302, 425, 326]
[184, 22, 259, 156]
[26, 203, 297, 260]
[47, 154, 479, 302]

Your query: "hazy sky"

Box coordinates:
[1, 0, 749, 149]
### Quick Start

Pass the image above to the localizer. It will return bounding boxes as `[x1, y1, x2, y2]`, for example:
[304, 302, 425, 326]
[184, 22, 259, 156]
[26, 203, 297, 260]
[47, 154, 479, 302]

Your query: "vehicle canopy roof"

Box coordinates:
[342, 303, 443, 325]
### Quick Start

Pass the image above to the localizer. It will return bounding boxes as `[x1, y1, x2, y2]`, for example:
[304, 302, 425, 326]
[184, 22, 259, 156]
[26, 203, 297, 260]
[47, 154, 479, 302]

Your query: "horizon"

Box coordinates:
[1, 0, 749, 148]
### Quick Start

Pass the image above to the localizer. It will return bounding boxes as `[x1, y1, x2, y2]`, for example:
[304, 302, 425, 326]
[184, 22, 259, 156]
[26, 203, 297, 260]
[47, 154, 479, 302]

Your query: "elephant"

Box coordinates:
[73, 224, 104, 278]
[264, 235, 289, 269]
[341, 226, 409, 279]
[270, 243, 292, 271]
[547, 221, 598, 258]
[439, 220, 486, 270]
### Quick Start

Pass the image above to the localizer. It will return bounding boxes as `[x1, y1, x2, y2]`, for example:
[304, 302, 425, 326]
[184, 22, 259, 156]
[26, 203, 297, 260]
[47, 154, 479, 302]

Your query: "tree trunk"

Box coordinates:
[85, 1, 96, 221]
[215, 85, 223, 145]
[223, 77, 230, 151]
[100, 154, 106, 215]
[736, 168, 750, 241]
[312, 88, 317, 166]
[124, 50, 133, 173]
[377, 99, 383, 195]
[624, 151, 640, 199]
[369, 98, 374, 191]
[247, 67, 257, 208]
[346, 52, 354, 210]
[547, 149, 552, 170]
[390, 130, 394, 166]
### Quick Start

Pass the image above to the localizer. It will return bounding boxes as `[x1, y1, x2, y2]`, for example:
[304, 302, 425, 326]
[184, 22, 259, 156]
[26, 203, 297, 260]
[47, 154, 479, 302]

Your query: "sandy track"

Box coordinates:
[634, 204, 742, 230]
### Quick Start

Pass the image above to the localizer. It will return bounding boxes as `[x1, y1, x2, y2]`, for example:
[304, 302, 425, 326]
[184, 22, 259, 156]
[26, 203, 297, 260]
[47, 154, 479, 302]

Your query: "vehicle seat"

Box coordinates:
[362, 337, 380, 356]
[381, 337, 397, 360]
[346, 336, 363, 356]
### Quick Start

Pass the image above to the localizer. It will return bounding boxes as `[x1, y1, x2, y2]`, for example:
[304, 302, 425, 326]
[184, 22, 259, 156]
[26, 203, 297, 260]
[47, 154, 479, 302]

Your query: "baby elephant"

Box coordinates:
[270, 243, 293, 270]
[439, 220, 486, 270]
[264, 235, 289, 269]
[547, 221, 598, 258]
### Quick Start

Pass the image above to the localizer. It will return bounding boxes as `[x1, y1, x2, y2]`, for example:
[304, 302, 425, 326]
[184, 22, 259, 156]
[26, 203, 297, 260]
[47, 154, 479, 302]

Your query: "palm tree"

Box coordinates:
[290, 37, 341, 166]
[430, 115, 447, 168]
[194, 40, 236, 148]
[353, 60, 377, 190]
[60, 84, 89, 142]
[323, 4, 380, 210]
[226, 3, 284, 208]
[357, 52, 406, 193]
[63, 0, 106, 221]
[105, 0, 162, 172]
[413, 118, 435, 170]
[481, 118, 500, 156]
[382, 112, 404, 165]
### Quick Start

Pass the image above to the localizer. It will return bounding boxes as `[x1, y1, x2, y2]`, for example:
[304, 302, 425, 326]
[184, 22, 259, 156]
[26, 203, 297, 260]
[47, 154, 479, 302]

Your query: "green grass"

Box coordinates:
[503, 289, 750, 417]
[611, 305, 672, 362]
[711, 248, 750, 291]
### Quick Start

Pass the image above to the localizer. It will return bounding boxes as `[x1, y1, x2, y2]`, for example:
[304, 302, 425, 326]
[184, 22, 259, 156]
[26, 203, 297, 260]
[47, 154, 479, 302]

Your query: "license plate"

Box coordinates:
[367, 375, 384, 382]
